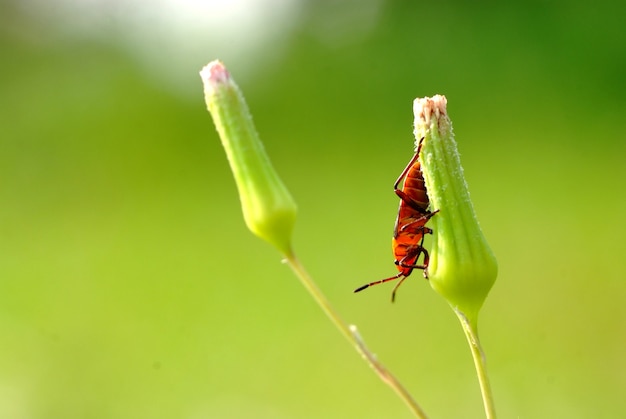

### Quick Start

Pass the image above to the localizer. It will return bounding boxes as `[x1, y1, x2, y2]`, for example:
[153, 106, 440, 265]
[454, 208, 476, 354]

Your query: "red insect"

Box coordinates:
[354, 137, 438, 302]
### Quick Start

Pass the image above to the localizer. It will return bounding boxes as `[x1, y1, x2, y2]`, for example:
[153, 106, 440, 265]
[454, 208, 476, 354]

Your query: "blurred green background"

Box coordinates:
[1, 0, 625, 418]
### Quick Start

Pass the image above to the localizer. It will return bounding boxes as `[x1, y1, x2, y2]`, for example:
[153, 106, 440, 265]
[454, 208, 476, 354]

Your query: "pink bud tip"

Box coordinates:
[200, 60, 231, 86]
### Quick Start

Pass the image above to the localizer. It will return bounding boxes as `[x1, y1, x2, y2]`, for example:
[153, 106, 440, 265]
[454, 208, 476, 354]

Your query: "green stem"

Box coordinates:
[455, 310, 496, 419]
[285, 253, 429, 419]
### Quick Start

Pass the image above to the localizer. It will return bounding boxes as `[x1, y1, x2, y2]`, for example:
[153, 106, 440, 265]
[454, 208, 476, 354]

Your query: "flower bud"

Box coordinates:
[414, 95, 497, 321]
[200, 60, 297, 256]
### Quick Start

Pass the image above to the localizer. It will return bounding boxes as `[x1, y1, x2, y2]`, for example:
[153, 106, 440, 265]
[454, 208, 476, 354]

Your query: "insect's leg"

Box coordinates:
[399, 219, 435, 234]
[354, 273, 403, 294]
[397, 242, 431, 279]
[397, 232, 431, 272]
[416, 136, 426, 155]
[393, 153, 420, 191]
[421, 247, 431, 279]
[393, 137, 425, 189]
[397, 258, 427, 271]
[396, 246, 427, 271]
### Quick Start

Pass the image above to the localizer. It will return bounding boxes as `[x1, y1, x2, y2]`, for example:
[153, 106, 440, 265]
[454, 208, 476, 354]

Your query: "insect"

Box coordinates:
[354, 137, 438, 302]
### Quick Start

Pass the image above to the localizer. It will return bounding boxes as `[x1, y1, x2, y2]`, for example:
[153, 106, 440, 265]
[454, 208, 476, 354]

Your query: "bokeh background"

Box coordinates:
[1, 0, 625, 418]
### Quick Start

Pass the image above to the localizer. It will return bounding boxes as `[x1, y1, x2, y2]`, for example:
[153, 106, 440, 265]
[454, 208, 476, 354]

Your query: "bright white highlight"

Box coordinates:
[18, 0, 303, 96]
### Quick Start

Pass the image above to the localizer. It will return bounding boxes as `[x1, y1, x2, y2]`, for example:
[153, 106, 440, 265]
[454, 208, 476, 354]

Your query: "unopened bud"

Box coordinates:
[200, 60, 297, 256]
[414, 95, 497, 321]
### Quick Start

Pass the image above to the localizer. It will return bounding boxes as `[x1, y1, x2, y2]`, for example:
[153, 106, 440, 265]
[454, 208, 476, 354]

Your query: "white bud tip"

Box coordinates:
[413, 95, 448, 125]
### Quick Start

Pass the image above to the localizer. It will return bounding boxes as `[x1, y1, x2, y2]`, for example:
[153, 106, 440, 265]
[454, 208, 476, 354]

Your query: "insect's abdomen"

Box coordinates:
[402, 163, 429, 211]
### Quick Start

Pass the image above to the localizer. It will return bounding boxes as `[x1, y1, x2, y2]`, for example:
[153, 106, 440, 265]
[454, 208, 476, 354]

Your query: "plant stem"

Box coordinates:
[455, 310, 496, 419]
[284, 253, 428, 419]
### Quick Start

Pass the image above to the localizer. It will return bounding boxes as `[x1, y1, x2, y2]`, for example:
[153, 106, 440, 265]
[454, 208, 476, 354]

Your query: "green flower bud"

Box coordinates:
[414, 95, 497, 321]
[200, 60, 297, 256]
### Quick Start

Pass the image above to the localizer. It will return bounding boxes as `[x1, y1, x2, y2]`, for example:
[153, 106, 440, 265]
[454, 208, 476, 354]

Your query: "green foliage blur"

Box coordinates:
[1, 1, 625, 418]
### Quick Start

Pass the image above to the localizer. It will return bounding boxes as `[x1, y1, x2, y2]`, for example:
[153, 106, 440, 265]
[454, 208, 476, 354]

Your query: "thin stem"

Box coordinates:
[455, 310, 497, 419]
[284, 253, 428, 419]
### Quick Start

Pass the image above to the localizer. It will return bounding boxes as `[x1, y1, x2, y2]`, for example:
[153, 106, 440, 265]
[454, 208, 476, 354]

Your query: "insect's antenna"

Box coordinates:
[354, 273, 404, 294]
[390, 275, 409, 303]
